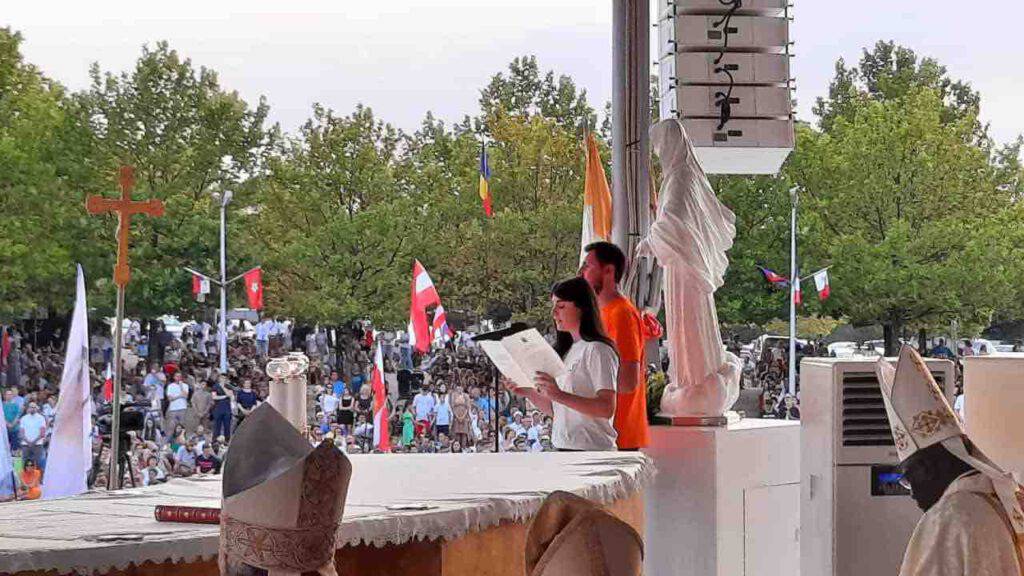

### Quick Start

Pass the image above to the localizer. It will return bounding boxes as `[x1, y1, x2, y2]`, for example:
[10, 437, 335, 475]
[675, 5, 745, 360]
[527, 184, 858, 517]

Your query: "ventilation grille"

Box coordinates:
[840, 369, 946, 447]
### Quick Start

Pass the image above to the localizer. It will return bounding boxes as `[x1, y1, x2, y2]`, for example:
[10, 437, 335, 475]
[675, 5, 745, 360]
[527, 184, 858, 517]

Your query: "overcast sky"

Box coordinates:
[5, 1, 1022, 145]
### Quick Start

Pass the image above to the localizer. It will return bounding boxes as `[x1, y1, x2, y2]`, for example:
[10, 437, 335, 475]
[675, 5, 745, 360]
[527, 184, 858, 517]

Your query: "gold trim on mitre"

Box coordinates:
[219, 404, 352, 576]
[875, 346, 963, 462]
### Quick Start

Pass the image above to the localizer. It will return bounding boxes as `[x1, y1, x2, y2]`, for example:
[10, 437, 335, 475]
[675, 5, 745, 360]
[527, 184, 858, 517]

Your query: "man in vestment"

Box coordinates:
[877, 346, 1024, 575]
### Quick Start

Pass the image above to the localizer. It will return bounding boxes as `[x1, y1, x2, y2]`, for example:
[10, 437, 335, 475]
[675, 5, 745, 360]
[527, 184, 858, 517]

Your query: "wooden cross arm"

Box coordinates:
[86, 196, 165, 217]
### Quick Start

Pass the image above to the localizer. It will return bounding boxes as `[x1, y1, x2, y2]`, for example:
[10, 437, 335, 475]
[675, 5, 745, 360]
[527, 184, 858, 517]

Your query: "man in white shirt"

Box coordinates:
[255, 319, 273, 358]
[19, 402, 47, 468]
[412, 388, 436, 436]
[164, 372, 190, 436]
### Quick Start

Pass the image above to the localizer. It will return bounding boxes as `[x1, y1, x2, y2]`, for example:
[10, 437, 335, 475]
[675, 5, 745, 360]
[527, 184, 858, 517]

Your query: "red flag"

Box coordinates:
[244, 268, 263, 310]
[0, 326, 9, 369]
[409, 260, 441, 353]
[371, 340, 390, 452]
[192, 274, 210, 302]
[793, 276, 802, 306]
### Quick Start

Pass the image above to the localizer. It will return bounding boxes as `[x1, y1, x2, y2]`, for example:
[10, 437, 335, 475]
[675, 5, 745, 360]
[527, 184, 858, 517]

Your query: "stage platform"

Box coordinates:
[0, 452, 652, 576]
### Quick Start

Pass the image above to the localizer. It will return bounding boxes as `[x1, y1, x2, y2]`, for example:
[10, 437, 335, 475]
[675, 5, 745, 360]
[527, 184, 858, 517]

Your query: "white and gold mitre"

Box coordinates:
[875, 346, 962, 462]
[876, 346, 1024, 534]
[219, 403, 352, 576]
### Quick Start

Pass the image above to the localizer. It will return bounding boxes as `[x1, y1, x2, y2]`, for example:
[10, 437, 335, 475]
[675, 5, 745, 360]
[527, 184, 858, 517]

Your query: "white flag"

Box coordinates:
[0, 403, 13, 498]
[42, 264, 95, 499]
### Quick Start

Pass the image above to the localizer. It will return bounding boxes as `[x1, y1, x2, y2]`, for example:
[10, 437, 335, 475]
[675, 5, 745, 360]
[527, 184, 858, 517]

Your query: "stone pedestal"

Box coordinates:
[644, 419, 800, 576]
[963, 354, 1024, 479]
[265, 352, 310, 433]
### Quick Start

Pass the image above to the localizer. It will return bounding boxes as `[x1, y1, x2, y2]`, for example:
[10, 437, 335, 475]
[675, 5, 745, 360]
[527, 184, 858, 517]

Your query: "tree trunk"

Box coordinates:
[883, 323, 899, 357]
[918, 328, 927, 354]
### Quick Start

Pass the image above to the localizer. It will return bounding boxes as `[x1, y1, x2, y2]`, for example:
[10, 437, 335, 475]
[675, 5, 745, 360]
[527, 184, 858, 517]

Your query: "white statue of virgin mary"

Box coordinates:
[637, 119, 742, 418]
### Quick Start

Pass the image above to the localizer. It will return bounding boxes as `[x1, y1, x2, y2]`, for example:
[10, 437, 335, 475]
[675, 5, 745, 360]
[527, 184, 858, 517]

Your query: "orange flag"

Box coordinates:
[580, 132, 613, 262]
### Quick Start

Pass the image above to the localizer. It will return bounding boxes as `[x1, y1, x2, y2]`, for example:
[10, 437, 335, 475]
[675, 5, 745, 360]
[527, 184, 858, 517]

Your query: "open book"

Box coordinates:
[475, 327, 566, 389]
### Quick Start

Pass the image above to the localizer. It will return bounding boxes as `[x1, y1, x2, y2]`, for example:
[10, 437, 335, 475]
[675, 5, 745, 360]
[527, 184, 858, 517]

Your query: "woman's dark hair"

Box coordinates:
[550, 277, 618, 358]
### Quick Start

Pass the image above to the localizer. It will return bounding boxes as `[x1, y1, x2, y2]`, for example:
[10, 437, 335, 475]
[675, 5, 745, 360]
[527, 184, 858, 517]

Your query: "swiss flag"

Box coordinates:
[409, 260, 442, 354]
[244, 268, 263, 310]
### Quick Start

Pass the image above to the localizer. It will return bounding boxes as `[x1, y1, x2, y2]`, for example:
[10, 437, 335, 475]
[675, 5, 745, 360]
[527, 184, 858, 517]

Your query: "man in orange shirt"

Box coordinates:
[580, 242, 649, 450]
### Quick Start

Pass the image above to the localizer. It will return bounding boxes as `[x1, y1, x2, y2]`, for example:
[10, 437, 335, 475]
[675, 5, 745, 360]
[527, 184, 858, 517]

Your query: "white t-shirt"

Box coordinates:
[413, 393, 435, 421]
[435, 398, 452, 426]
[166, 382, 189, 412]
[551, 340, 618, 451]
[20, 413, 47, 443]
[321, 393, 340, 414]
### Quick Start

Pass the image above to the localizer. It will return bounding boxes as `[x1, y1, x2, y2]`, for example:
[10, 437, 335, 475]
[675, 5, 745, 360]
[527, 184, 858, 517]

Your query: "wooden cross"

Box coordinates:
[86, 166, 165, 287]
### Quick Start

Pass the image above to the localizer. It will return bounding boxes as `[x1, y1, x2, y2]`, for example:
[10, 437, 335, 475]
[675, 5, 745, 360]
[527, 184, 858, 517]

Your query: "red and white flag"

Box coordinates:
[814, 270, 831, 301]
[243, 268, 263, 310]
[102, 363, 113, 402]
[793, 275, 802, 306]
[432, 305, 453, 345]
[192, 274, 210, 302]
[408, 260, 441, 353]
[371, 340, 390, 452]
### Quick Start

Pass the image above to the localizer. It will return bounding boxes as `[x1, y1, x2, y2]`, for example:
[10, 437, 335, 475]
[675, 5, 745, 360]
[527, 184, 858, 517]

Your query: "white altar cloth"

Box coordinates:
[0, 452, 652, 574]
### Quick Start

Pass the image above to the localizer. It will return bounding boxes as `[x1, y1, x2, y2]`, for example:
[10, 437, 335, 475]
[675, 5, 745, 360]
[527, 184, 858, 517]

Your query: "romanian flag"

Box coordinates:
[479, 142, 493, 217]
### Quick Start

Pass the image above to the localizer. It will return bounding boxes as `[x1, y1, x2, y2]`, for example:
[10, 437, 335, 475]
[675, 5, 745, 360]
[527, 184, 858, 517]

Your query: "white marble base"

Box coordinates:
[643, 418, 800, 576]
[964, 354, 1024, 479]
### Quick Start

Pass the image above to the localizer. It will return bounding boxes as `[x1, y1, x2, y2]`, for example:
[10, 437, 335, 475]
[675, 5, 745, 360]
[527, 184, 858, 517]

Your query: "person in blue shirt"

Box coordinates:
[929, 338, 955, 360]
[211, 377, 233, 441]
[330, 371, 346, 397]
[3, 388, 22, 451]
[234, 379, 259, 431]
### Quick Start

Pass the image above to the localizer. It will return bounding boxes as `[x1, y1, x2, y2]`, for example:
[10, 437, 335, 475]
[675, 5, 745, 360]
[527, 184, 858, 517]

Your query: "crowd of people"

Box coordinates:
[0, 311, 571, 499]
[2, 241, 786, 498]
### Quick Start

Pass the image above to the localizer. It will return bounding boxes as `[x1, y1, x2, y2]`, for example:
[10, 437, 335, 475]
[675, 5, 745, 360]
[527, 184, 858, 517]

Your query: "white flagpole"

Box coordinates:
[789, 187, 799, 397]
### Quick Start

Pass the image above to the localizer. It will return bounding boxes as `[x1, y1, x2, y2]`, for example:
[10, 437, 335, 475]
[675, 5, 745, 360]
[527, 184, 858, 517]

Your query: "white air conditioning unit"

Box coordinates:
[800, 357, 955, 576]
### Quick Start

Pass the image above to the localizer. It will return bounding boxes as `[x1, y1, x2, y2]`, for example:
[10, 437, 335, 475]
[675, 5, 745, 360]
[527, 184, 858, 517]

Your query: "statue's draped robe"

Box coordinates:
[639, 119, 741, 416]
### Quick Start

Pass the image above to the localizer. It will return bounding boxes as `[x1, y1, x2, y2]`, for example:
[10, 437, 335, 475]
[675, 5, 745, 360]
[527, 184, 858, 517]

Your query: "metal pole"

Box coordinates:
[219, 196, 229, 374]
[788, 188, 798, 397]
[107, 286, 126, 490]
[611, 0, 629, 250]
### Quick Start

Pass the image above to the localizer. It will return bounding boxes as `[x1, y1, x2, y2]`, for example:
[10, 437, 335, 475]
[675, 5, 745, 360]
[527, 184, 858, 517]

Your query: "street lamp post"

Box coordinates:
[219, 190, 232, 374]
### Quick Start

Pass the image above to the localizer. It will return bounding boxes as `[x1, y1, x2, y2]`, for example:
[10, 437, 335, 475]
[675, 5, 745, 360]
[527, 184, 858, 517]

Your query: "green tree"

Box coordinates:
[0, 28, 80, 321]
[251, 104, 415, 325]
[813, 40, 982, 135]
[791, 88, 1014, 354]
[70, 41, 273, 321]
